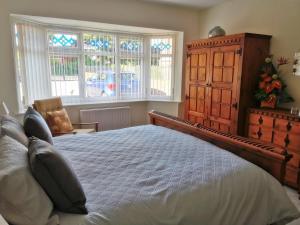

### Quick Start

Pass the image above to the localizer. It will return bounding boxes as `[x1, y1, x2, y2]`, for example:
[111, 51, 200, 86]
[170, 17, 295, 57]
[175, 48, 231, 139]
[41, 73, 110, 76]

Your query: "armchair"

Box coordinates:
[33, 97, 99, 136]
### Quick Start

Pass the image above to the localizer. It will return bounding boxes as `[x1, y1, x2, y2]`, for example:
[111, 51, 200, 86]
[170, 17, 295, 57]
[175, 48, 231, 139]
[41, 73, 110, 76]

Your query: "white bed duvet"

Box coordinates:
[52, 125, 299, 225]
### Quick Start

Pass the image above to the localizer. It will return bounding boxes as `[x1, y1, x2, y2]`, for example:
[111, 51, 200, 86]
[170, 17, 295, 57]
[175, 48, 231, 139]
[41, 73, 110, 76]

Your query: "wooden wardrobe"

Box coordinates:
[184, 33, 271, 135]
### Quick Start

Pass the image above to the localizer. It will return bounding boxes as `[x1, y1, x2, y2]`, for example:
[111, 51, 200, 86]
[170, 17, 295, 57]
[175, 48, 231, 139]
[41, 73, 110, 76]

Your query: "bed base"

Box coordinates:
[149, 111, 292, 184]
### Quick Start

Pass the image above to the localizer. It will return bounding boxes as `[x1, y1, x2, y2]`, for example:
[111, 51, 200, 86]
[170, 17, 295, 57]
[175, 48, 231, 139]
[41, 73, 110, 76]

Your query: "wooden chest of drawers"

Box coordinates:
[247, 108, 300, 188]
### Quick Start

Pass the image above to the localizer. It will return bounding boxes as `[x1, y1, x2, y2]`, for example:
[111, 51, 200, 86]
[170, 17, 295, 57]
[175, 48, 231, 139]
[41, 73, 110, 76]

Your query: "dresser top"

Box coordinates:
[249, 107, 300, 121]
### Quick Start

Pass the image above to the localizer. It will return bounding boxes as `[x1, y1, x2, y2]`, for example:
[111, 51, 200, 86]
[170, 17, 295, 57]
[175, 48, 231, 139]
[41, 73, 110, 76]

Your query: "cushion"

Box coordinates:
[28, 138, 88, 214]
[0, 115, 29, 146]
[23, 107, 53, 145]
[46, 108, 73, 135]
[0, 136, 54, 225]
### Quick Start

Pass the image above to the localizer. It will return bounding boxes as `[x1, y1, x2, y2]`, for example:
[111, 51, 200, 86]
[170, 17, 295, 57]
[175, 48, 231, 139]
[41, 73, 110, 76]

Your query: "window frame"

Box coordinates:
[11, 17, 181, 112]
[147, 35, 176, 101]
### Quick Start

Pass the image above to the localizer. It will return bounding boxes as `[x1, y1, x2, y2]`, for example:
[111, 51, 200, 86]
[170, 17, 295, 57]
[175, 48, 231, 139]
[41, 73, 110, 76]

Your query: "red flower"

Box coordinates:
[271, 80, 282, 89]
[265, 84, 274, 93]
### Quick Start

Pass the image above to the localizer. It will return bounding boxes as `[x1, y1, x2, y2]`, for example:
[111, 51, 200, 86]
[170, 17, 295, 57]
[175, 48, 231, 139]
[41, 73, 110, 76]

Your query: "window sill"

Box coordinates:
[64, 99, 182, 107]
[16, 99, 182, 115]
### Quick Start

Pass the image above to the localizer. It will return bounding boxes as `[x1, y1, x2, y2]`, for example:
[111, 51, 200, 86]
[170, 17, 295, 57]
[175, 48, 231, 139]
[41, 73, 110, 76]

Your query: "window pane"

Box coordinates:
[150, 56, 172, 97]
[84, 55, 116, 97]
[49, 56, 80, 96]
[49, 33, 78, 47]
[150, 37, 173, 97]
[119, 36, 143, 98]
[120, 58, 142, 97]
[83, 33, 115, 53]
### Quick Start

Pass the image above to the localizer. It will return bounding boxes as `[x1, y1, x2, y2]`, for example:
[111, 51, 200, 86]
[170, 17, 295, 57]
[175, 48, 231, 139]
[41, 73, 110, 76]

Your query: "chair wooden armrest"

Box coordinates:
[72, 122, 100, 132]
[53, 131, 77, 137]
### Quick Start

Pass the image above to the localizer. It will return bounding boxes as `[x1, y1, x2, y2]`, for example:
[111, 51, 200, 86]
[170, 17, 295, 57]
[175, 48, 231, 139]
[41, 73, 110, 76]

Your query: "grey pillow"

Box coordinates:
[0, 115, 29, 146]
[23, 107, 53, 145]
[28, 138, 88, 214]
[0, 136, 54, 225]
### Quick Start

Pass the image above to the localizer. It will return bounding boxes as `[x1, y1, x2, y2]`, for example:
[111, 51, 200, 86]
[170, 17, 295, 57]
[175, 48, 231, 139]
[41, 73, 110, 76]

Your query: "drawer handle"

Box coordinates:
[284, 135, 290, 147]
[257, 128, 262, 138]
[258, 116, 263, 125]
[286, 122, 292, 131]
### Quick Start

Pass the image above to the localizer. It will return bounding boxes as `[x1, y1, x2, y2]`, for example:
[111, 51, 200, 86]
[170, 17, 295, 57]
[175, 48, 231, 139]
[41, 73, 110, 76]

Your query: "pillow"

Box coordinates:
[0, 115, 28, 146]
[23, 107, 53, 145]
[28, 138, 88, 214]
[0, 136, 54, 225]
[46, 108, 73, 135]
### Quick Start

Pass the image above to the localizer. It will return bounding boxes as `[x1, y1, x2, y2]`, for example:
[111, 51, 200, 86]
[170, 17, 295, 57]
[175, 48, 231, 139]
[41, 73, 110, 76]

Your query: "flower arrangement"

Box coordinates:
[254, 56, 293, 108]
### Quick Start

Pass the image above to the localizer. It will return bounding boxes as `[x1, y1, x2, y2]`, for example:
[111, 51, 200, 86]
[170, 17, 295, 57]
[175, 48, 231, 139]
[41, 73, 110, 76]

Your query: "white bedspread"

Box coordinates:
[52, 125, 299, 225]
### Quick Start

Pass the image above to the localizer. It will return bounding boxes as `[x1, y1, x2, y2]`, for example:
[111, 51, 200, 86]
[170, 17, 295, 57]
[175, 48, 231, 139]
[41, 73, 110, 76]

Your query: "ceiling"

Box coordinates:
[142, 0, 228, 9]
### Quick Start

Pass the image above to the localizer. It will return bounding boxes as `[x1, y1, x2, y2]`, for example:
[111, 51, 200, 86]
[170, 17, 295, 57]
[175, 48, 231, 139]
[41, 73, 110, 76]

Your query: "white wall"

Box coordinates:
[0, 0, 201, 122]
[198, 0, 300, 108]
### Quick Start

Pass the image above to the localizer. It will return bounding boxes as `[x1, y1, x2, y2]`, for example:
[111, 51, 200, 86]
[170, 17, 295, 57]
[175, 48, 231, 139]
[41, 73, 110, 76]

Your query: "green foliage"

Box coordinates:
[254, 89, 268, 101]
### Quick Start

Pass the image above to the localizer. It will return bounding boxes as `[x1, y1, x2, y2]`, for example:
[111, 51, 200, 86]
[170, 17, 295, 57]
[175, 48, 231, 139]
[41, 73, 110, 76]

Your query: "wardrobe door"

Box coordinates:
[185, 49, 210, 125]
[207, 45, 241, 134]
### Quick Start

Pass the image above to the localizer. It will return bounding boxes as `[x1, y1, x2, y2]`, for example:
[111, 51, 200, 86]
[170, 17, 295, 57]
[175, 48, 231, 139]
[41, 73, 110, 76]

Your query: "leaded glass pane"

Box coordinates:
[83, 33, 115, 53]
[120, 37, 143, 54]
[151, 38, 173, 55]
[49, 33, 78, 47]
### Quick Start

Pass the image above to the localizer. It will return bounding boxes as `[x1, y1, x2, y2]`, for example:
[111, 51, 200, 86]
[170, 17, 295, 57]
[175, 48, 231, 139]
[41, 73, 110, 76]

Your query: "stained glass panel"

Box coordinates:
[49, 33, 78, 47]
[120, 37, 143, 53]
[83, 33, 114, 53]
[151, 38, 173, 55]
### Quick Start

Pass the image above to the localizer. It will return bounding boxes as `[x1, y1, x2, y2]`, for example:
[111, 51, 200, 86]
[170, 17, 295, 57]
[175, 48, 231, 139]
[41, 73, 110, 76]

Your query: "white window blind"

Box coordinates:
[14, 23, 51, 106]
[12, 19, 177, 112]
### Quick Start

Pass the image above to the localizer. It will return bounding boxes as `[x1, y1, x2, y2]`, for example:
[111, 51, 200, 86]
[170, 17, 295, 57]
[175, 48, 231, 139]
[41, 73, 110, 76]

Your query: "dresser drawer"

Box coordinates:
[285, 165, 299, 189]
[287, 149, 300, 168]
[249, 113, 274, 128]
[248, 125, 273, 142]
[287, 133, 300, 151]
[274, 118, 300, 134]
[273, 130, 287, 148]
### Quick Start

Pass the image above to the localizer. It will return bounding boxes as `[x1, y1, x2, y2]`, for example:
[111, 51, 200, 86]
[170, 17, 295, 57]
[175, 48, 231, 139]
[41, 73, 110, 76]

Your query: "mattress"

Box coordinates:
[52, 125, 299, 225]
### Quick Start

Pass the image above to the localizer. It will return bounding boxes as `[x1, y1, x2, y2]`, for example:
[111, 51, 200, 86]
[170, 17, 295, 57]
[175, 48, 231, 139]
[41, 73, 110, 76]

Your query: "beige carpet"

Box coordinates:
[285, 187, 300, 225]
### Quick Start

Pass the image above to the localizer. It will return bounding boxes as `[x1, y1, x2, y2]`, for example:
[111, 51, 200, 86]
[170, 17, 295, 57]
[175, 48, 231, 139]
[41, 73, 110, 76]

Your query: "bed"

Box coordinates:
[50, 111, 299, 225]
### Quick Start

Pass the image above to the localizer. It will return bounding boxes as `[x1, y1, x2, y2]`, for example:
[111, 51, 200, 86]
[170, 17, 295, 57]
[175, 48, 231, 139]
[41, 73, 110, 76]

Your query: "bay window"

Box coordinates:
[12, 16, 182, 112]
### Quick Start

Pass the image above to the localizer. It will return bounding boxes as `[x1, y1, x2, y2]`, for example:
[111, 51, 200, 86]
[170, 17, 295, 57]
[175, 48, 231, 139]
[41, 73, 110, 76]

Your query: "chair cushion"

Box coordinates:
[23, 107, 53, 145]
[46, 108, 73, 135]
[0, 136, 54, 225]
[28, 137, 88, 214]
[34, 97, 63, 119]
[0, 115, 29, 146]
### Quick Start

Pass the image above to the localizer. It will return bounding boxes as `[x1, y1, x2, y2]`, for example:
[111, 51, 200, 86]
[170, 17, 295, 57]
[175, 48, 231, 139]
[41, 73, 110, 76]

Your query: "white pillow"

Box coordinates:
[0, 214, 9, 225]
[0, 136, 54, 225]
